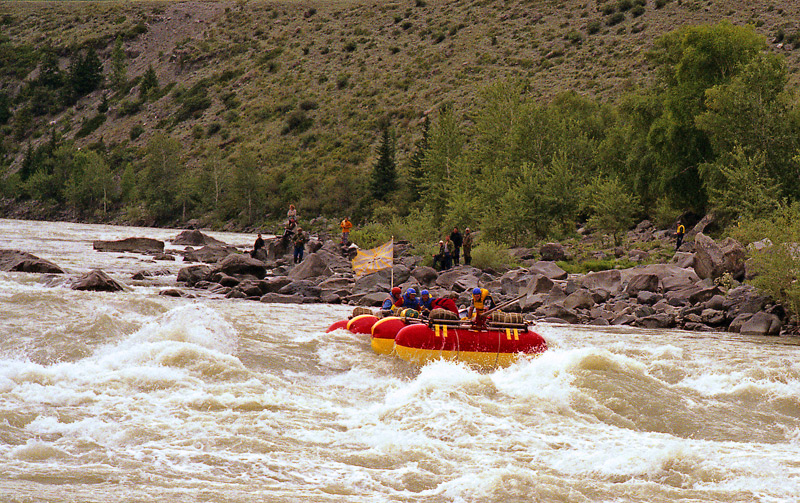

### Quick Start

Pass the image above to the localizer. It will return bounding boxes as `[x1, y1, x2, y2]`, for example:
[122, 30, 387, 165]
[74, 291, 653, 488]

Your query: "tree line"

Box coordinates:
[2, 22, 800, 246]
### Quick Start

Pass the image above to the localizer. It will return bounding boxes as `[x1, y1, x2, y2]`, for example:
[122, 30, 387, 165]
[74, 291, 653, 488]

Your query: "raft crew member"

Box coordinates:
[675, 222, 686, 251]
[468, 287, 494, 327]
[419, 289, 433, 312]
[382, 286, 402, 311]
[340, 217, 353, 245]
[430, 294, 459, 315]
[401, 287, 421, 311]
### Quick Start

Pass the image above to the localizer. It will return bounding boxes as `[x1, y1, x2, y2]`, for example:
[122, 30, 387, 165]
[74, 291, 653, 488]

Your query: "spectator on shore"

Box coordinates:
[340, 217, 353, 245]
[676, 222, 686, 251]
[450, 227, 463, 266]
[293, 227, 308, 264]
[463, 228, 473, 265]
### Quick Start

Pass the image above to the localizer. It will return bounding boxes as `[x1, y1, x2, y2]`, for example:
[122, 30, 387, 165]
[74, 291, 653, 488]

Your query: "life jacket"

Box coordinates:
[382, 293, 401, 311]
[340, 220, 352, 232]
[401, 292, 421, 310]
[471, 289, 494, 315]
[431, 297, 458, 315]
[420, 296, 433, 310]
[677, 224, 685, 234]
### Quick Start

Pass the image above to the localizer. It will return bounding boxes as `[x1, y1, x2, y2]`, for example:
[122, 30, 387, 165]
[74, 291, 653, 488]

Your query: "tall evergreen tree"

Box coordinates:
[139, 65, 158, 99]
[37, 45, 62, 89]
[69, 48, 103, 97]
[407, 116, 429, 203]
[370, 127, 397, 199]
[110, 36, 127, 92]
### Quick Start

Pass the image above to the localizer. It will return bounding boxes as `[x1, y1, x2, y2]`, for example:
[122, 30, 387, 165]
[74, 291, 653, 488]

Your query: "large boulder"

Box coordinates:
[530, 261, 568, 280]
[288, 253, 333, 280]
[71, 270, 126, 292]
[435, 267, 481, 291]
[183, 245, 239, 263]
[411, 266, 438, 286]
[217, 254, 267, 279]
[719, 237, 747, 281]
[625, 273, 660, 296]
[177, 264, 213, 286]
[563, 289, 596, 311]
[539, 242, 566, 262]
[693, 232, 725, 280]
[262, 276, 293, 293]
[740, 312, 782, 336]
[0, 249, 64, 274]
[353, 265, 410, 294]
[260, 293, 304, 304]
[579, 270, 622, 295]
[316, 240, 356, 274]
[93, 237, 164, 254]
[278, 280, 321, 298]
[173, 230, 228, 247]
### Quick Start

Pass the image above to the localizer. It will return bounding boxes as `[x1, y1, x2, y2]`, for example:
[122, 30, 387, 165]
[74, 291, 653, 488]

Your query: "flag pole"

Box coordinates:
[391, 236, 394, 288]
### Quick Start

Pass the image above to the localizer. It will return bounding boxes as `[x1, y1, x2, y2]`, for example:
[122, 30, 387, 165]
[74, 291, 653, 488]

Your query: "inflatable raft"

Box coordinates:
[327, 308, 547, 368]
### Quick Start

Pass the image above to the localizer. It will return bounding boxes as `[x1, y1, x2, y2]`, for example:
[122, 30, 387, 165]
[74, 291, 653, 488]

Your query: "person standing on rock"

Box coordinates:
[675, 222, 686, 251]
[449, 227, 463, 266]
[462, 228, 473, 265]
[293, 227, 308, 264]
[340, 217, 353, 246]
[443, 236, 454, 270]
[251, 233, 265, 258]
[287, 204, 298, 225]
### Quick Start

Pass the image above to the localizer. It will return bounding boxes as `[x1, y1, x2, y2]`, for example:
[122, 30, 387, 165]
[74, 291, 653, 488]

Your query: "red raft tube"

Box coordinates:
[326, 307, 380, 334]
[393, 321, 547, 368]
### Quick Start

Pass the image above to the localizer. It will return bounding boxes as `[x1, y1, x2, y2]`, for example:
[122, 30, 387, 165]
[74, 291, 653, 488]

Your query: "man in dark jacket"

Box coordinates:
[450, 227, 463, 266]
[293, 227, 308, 264]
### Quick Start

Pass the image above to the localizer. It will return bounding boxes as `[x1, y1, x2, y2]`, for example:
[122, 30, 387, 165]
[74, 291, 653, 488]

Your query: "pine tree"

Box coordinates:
[139, 65, 159, 99]
[110, 36, 127, 91]
[37, 46, 62, 89]
[370, 127, 397, 199]
[407, 115, 429, 203]
[69, 48, 104, 96]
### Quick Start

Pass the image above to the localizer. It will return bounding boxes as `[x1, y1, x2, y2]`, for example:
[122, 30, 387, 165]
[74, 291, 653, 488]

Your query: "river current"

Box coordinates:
[1, 218, 799, 502]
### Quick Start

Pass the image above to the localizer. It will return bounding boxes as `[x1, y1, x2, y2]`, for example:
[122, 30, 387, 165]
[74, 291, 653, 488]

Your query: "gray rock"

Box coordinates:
[625, 273, 660, 296]
[318, 276, 353, 290]
[411, 266, 438, 286]
[611, 313, 636, 325]
[0, 249, 64, 274]
[539, 242, 566, 262]
[579, 269, 622, 294]
[719, 237, 747, 281]
[279, 280, 321, 298]
[636, 313, 676, 329]
[357, 292, 387, 307]
[173, 230, 227, 247]
[589, 318, 610, 326]
[159, 289, 195, 298]
[289, 253, 333, 280]
[670, 252, 695, 269]
[693, 232, 725, 280]
[354, 265, 410, 294]
[537, 303, 578, 324]
[740, 312, 782, 336]
[563, 289, 596, 310]
[728, 313, 753, 333]
[530, 261, 568, 280]
[183, 245, 239, 263]
[260, 293, 304, 304]
[93, 237, 164, 254]
[435, 267, 480, 291]
[704, 295, 726, 311]
[71, 270, 126, 292]
[177, 264, 212, 286]
[218, 254, 267, 279]
[700, 309, 726, 326]
[263, 276, 293, 293]
[637, 291, 662, 305]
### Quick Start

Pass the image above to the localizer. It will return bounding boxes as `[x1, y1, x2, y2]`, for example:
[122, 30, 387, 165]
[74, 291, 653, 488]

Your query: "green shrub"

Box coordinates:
[349, 222, 391, 249]
[587, 20, 602, 34]
[471, 241, 516, 271]
[129, 124, 145, 140]
[617, 0, 633, 11]
[607, 12, 625, 25]
[631, 5, 645, 17]
[75, 113, 106, 138]
[117, 99, 141, 116]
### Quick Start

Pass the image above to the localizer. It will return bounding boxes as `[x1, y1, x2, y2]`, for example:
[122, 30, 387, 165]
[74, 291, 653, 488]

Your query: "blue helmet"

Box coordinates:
[472, 287, 482, 295]
[406, 288, 417, 296]
[420, 289, 430, 297]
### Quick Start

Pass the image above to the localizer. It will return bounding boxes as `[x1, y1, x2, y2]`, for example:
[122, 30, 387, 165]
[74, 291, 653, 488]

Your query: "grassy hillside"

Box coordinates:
[2, 0, 800, 226]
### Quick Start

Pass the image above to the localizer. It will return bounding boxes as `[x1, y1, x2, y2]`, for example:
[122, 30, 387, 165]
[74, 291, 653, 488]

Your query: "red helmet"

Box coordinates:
[391, 287, 401, 296]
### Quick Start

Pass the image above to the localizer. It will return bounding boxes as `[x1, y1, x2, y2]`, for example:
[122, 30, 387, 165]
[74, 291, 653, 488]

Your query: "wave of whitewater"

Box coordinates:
[1, 219, 800, 502]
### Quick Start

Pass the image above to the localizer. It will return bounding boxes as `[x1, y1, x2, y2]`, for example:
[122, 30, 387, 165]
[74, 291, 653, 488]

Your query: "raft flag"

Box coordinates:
[352, 239, 393, 278]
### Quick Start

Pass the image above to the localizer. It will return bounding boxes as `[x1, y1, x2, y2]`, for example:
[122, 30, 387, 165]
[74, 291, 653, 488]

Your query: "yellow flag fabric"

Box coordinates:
[352, 240, 393, 278]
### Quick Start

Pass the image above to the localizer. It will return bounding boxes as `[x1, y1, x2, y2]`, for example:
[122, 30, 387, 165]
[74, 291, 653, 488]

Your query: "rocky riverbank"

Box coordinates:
[0, 225, 791, 336]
